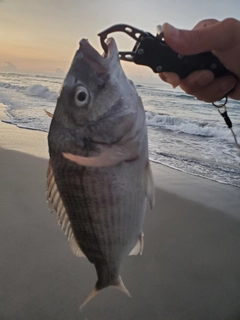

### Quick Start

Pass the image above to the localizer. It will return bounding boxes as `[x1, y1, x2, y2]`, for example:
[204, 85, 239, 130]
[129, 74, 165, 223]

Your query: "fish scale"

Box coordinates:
[47, 37, 154, 308]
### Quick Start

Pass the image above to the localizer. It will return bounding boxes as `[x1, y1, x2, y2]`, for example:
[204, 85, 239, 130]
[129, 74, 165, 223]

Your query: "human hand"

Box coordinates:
[159, 18, 240, 102]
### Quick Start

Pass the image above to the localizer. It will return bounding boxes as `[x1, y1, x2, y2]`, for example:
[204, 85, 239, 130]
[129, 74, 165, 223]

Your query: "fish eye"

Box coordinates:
[74, 86, 90, 107]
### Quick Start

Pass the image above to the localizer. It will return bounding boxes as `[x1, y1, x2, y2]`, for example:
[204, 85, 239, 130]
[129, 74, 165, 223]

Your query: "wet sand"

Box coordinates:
[0, 104, 48, 159]
[1, 103, 240, 320]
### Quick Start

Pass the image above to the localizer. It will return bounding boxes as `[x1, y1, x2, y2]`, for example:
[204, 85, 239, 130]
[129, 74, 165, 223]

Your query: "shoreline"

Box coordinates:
[0, 103, 48, 159]
[1, 103, 240, 319]
[0, 102, 239, 219]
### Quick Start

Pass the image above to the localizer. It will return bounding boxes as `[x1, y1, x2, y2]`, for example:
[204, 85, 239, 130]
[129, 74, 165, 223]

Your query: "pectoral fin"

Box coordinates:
[44, 109, 53, 118]
[63, 140, 139, 167]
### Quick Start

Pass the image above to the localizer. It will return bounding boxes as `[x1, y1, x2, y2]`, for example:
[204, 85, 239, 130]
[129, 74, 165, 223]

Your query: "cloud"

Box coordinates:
[0, 61, 19, 73]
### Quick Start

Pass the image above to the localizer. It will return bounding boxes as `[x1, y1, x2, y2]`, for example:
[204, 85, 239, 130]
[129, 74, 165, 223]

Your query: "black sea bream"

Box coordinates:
[47, 37, 154, 308]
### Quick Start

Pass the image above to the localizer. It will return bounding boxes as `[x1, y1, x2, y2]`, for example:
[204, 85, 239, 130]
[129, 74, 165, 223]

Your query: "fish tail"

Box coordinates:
[80, 286, 99, 310]
[114, 276, 132, 298]
[79, 276, 131, 310]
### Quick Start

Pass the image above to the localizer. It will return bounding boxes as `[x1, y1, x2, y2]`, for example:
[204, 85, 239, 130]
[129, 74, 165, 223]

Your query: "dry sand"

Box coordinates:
[1, 103, 240, 320]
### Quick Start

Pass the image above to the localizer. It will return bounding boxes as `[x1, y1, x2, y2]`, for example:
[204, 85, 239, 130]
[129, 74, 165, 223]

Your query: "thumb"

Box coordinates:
[162, 20, 234, 55]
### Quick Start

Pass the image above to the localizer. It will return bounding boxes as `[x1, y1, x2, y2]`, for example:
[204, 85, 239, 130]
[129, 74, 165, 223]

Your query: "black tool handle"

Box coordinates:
[133, 37, 232, 79]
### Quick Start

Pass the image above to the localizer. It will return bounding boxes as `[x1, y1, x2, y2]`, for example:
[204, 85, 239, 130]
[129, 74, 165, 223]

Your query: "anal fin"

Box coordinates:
[129, 233, 144, 255]
[146, 161, 155, 209]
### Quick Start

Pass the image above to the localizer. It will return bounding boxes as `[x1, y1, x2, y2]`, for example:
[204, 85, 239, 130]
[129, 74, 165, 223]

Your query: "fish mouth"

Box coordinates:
[79, 38, 117, 63]
[102, 38, 116, 58]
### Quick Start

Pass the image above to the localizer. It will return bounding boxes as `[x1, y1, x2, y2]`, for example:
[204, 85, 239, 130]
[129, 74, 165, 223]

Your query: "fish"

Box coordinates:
[47, 37, 155, 308]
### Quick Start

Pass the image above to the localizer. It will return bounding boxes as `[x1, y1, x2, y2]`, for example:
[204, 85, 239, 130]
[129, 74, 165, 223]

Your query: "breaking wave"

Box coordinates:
[24, 84, 58, 101]
[1, 72, 240, 188]
[0, 81, 26, 90]
[0, 81, 58, 102]
[145, 110, 240, 141]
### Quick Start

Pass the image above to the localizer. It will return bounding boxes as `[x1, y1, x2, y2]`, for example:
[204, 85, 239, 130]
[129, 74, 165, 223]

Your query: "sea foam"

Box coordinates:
[24, 84, 58, 101]
[145, 110, 240, 142]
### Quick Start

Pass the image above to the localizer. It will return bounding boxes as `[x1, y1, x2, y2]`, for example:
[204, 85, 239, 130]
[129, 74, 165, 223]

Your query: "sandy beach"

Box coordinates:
[1, 103, 240, 320]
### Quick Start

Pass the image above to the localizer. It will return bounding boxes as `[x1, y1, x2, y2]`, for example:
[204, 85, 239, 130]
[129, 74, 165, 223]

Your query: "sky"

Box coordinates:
[0, 0, 240, 81]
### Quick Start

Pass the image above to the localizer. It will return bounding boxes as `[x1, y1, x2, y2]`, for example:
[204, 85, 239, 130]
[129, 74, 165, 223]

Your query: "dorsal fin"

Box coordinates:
[46, 161, 85, 257]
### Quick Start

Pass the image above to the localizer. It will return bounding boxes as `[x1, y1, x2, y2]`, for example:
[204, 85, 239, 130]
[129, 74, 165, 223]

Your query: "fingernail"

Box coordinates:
[161, 72, 179, 88]
[162, 23, 179, 38]
[221, 78, 236, 92]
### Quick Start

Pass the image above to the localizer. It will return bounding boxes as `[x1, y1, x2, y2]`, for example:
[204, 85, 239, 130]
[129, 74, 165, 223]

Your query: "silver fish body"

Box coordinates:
[47, 38, 154, 307]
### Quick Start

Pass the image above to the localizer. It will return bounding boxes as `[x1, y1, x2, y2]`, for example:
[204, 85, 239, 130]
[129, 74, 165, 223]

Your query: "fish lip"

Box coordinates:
[79, 38, 117, 62]
[79, 39, 103, 61]
[103, 37, 116, 58]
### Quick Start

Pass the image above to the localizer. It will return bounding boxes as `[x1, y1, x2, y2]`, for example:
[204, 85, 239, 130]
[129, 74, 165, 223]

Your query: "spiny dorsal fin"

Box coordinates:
[46, 161, 85, 258]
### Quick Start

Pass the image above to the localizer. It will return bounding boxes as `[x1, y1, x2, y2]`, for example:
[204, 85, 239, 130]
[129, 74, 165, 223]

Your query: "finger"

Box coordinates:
[228, 81, 240, 100]
[162, 18, 239, 55]
[193, 19, 219, 30]
[183, 76, 237, 102]
[179, 70, 215, 94]
[159, 72, 180, 88]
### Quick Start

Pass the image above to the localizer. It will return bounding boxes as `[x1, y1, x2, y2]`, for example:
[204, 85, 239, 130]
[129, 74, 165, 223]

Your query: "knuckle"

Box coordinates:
[194, 19, 219, 29]
[221, 18, 240, 41]
[222, 18, 238, 28]
[178, 29, 201, 50]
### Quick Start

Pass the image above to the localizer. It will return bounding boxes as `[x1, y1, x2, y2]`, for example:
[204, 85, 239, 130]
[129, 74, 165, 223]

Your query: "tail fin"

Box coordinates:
[80, 277, 131, 310]
[115, 276, 132, 297]
[80, 287, 99, 310]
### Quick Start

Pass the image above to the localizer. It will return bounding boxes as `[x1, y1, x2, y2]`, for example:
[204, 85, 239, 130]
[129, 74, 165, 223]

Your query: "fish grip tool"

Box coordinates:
[99, 24, 239, 161]
[98, 24, 233, 78]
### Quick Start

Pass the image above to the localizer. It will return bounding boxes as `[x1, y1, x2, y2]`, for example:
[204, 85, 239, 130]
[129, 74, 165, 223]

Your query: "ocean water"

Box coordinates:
[0, 72, 240, 188]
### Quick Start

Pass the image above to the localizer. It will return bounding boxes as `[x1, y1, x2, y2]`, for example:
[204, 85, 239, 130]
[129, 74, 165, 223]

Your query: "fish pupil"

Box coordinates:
[77, 91, 87, 101]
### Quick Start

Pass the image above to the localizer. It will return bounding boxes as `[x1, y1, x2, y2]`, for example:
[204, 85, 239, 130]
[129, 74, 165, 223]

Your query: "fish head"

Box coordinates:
[52, 38, 143, 147]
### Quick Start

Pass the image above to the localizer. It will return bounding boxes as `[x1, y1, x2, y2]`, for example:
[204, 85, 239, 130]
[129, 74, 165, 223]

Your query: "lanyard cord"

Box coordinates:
[230, 128, 240, 149]
[212, 97, 240, 166]
[212, 96, 240, 151]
